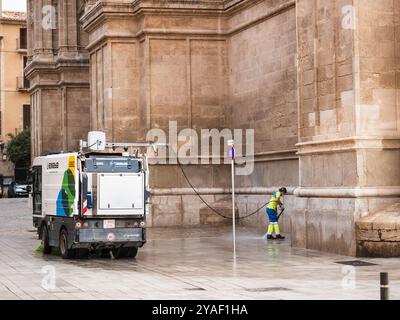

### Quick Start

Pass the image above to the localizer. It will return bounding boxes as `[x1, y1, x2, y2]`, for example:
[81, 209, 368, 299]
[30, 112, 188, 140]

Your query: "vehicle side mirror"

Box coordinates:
[27, 171, 33, 184]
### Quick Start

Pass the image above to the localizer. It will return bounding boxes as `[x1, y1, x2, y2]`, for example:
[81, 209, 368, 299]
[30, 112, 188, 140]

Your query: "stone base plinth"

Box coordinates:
[356, 204, 400, 257]
[289, 197, 357, 256]
[199, 197, 238, 226]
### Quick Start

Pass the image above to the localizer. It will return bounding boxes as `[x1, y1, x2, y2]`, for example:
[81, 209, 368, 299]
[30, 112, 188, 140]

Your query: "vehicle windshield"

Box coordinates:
[85, 158, 140, 173]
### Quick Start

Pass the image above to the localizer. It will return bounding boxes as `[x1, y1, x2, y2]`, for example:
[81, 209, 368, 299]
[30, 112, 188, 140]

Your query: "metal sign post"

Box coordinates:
[227, 140, 236, 258]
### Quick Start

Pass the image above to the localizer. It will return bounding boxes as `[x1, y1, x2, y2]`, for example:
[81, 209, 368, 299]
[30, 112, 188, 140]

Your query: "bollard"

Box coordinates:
[380, 272, 389, 300]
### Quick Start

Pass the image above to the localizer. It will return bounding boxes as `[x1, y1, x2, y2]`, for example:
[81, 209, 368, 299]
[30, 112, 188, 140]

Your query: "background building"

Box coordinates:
[0, 8, 30, 180]
[26, 0, 400, 257]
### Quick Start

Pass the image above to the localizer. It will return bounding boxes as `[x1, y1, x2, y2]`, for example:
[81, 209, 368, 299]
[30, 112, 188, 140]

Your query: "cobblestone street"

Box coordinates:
[0, 199, 399, 300]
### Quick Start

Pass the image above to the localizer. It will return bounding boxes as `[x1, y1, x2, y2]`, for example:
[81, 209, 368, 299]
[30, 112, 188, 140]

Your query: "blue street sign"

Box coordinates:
[228, 147, 235, 160]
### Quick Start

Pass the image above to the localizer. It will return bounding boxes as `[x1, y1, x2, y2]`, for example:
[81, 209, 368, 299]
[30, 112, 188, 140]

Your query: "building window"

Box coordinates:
[19, 28, 27, 50]
[23, 104, 31, 130]
[23, 56, 29, 88]
[18, 57, 30, 90]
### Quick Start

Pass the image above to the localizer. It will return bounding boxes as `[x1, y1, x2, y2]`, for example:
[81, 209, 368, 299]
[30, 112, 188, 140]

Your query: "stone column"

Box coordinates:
[26, 0, 90, 158]
[59, 0, 79, 55]
[294, 0, 400, 256]
[27, 0, 34, 61]
[36, 0, 54, 58]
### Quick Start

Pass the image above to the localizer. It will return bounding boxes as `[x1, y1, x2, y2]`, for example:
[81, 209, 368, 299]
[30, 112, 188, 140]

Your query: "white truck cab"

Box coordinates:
[32, 133, 157, 259]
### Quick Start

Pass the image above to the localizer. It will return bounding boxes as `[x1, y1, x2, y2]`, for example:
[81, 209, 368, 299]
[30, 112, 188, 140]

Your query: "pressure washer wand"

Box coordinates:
[277, 208, 285, 221]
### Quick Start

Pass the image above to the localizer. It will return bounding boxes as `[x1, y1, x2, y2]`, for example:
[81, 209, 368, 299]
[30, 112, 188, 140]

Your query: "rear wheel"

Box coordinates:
[112, 247, 138, 259]
[98, 249, 111, 258]
[41, 225, 52, 254]
[126, 247, 138, 258]
[111, 247, 125, 259]
[7, 187, 14, 198]
[76, 248, 89, 259]
[59, 229, 75, 259]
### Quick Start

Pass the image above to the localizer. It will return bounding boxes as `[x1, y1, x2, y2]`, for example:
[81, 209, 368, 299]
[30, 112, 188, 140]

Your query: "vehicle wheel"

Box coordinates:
[41, 225, 52, 254]
[59, 229, 75, 259]
[98, 249, 111, 258]
[76, 249, 89, 259]
[111, 247, 126, 259]
[126, 247, 138, 259]
[112, 247, 138, 259]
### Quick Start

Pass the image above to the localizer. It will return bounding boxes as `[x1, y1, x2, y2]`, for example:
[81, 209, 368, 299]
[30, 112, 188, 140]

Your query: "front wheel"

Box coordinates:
[41, 225, 52, 254]
[59, 229, 75, 259]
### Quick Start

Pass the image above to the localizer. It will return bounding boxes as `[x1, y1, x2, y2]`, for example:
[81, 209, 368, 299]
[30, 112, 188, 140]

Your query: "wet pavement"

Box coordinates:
[0, 198, 399, 300]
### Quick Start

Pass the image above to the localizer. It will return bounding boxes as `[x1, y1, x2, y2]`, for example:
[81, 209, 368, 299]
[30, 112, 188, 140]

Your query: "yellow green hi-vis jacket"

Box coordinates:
[267, 191, 282, 211]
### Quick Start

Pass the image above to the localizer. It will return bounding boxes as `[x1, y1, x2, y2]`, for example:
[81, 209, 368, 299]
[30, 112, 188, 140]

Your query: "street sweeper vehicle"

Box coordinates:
[31, 132, 159, 259]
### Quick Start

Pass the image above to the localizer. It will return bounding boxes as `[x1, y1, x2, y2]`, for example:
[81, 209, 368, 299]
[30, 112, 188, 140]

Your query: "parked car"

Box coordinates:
[8, 181, 31, 198]
[1, 176, 13, 198]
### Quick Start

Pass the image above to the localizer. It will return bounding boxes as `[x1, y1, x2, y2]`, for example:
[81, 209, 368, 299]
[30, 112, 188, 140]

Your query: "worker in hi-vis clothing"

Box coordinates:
[264, 187, 287, 240]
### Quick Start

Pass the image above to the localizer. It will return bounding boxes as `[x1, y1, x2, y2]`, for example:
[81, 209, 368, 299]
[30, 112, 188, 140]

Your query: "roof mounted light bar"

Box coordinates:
[79, 131, 168, 153]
